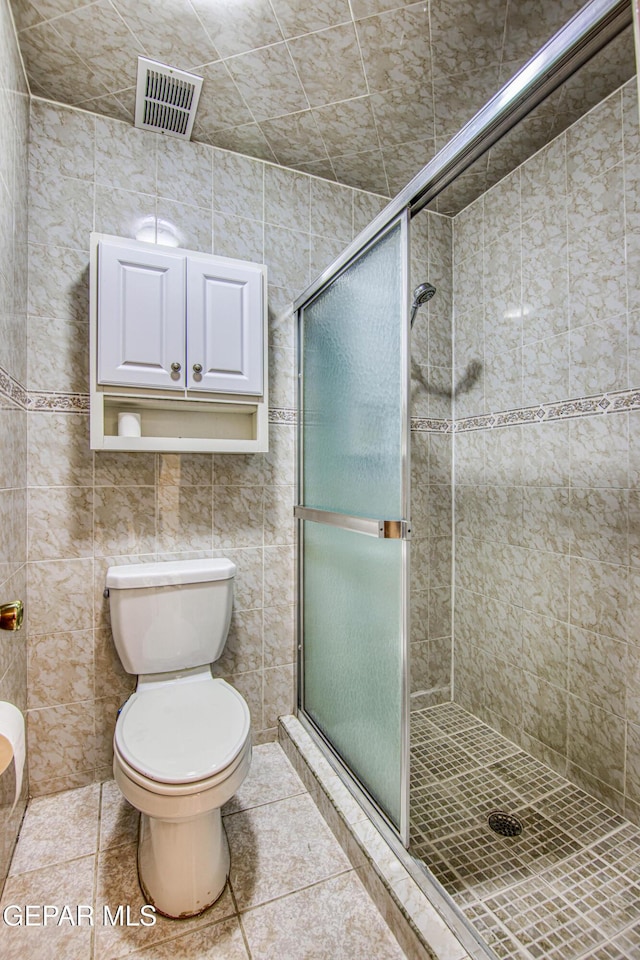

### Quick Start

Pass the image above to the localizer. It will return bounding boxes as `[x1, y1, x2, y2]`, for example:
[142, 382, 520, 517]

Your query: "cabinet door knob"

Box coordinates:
[171, 362, 181, 373]
[193, 363, 203, 374]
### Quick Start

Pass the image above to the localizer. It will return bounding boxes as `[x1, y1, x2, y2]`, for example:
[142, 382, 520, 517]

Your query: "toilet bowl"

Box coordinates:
[106, 558, 252, 918]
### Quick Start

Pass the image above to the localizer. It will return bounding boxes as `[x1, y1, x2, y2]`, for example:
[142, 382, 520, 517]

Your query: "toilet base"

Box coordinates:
[112, 701, 251, 920]
[138, 808, 230, 919]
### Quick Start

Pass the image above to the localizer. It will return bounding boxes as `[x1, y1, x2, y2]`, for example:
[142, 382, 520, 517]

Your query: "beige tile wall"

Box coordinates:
[0, 0, 30, 890]
[24, 96, 388, 797]
[453, 77, 640, 821]
[409, 208, 453, 709]
[9, 0, 590, 199]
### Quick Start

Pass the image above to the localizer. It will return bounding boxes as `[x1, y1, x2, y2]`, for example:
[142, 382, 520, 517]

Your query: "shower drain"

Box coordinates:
[487, 811, 523, 837]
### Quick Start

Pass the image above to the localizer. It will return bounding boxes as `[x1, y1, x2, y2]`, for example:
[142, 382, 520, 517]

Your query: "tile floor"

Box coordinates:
[410, 703, 640, 960]
[280, 715, 477, 960]
[0, 742, 408, 960]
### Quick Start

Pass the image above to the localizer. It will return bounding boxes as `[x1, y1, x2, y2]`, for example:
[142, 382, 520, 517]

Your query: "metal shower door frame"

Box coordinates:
[295, 209, 412, 846]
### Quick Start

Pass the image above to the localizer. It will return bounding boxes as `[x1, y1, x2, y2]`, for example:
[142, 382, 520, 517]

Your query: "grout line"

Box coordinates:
[8, 846, 98, 881]
[19, 9, 112, 108]
[235, 866, 355, 918]
[102, 902, 240, 959]
[89, 784, 104, 960]
[227, 881, 252, 958]
[5, 0, 32, 96]
[409, 703, 640, 937]
[221, 787, 307, 822]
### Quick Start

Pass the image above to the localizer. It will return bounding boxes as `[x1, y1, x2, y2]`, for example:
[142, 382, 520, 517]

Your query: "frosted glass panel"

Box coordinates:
[302, 224, 403, 519]
[303, 522, 404, 828]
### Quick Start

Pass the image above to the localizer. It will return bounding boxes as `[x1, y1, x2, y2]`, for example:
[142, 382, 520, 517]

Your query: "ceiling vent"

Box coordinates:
[134, 57, 203, 140]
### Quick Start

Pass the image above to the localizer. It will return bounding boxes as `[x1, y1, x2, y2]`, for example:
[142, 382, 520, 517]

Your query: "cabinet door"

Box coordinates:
[187, 257, 264, 395]
[98, 239, 186, 389]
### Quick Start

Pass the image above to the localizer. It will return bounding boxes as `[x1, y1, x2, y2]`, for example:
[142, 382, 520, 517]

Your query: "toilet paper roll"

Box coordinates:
[118, 412, 142, 438]
[0, 701, 25, 811]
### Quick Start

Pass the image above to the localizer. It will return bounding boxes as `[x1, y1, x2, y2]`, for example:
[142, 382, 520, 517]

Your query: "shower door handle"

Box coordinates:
[294, 506, 411, 540]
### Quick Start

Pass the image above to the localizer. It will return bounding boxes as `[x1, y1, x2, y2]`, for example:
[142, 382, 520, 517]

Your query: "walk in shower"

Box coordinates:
[295, 0, 640, 956]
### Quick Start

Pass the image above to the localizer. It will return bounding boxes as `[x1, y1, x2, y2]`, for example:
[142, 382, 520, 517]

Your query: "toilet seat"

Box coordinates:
[115, 676, 251, 785]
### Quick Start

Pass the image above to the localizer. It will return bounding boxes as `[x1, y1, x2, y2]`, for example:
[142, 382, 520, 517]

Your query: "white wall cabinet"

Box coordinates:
[90, 234, 268, 452]
[98, 240, 186, 390]
[186, 256, 263, 395]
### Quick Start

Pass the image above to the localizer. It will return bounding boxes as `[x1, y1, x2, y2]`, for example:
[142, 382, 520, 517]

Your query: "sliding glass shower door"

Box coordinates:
[296, 213, 411, 842]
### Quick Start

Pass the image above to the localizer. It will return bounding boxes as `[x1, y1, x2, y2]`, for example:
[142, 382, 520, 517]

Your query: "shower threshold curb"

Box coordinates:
[278, 715, 487, 960]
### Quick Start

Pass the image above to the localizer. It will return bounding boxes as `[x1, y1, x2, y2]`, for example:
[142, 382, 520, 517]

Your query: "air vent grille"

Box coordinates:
[135, 58, 203, 140]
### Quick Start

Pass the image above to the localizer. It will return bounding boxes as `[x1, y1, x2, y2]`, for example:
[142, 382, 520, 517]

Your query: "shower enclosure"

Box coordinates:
[296, 0, 640, 956]
[295, 214, 411, 838]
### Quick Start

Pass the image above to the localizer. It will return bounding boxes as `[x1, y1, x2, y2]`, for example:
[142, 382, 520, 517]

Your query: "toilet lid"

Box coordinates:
[115, 678, 251, 784]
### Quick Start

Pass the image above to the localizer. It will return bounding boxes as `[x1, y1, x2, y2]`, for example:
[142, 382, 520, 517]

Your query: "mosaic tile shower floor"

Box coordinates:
[410, 703, 640, 960]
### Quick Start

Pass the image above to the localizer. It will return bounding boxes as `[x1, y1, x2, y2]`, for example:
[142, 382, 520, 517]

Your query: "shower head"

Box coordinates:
[410, 282, 436, 327]
[413, 282, 437, 306]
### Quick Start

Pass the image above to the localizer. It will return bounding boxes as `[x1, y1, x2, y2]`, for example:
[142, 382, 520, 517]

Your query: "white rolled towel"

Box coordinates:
[0, 701, 25, 810]
[118, 412, 142, 437]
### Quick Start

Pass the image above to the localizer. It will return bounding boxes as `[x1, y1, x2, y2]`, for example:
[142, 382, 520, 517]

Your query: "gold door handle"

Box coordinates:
[0, 600, 24, 631]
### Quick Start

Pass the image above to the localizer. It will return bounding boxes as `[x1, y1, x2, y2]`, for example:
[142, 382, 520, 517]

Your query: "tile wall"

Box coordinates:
[409, 208, 453, 709]
[0, 0, 30, 889]
[452, 77, 640, 821]
[24, 96, 388, 797]
[8, 0, 588, 198]
[13, 4, 639, 836]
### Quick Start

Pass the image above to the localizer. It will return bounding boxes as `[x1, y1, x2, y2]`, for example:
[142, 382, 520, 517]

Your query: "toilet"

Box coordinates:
[105, 557, 252, 919]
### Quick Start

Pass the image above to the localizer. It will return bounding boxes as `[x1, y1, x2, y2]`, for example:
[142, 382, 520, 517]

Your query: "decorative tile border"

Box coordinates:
[609, 389, 640, 412]
[27, 391, 91, 413]
[406, 388, 640, 434]
[455, 409, 537, 432]
[0, 381, 299, 422]
[0, 366, 27, 409]
[411, 417, 453, 433]
[455, 387, 640, 433]
[5, 377, 640, 434]
[269, 406, 296, 424]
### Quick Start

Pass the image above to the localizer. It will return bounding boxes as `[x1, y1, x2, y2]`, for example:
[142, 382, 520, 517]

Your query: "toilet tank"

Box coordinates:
[105, 558, 236, 675]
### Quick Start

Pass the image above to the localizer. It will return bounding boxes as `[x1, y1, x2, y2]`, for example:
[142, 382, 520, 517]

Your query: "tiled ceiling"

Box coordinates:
[8, 0, 610, 197]
[432, 24, 637, 215]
